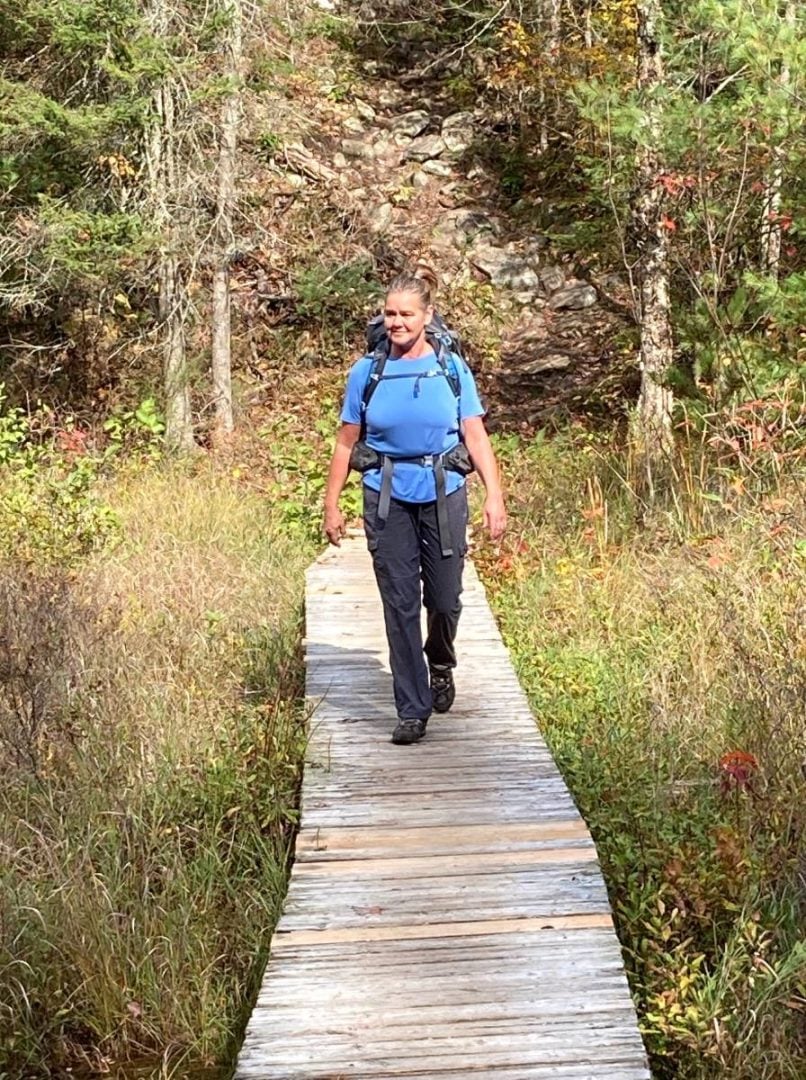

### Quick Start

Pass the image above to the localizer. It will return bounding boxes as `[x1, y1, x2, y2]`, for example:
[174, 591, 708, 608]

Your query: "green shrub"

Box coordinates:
[295, 257, 377, 324]
[0, 390, 121, 565]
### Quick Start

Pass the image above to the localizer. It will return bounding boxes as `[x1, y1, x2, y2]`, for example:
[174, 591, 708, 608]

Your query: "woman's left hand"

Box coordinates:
[483, 494, 507, 540]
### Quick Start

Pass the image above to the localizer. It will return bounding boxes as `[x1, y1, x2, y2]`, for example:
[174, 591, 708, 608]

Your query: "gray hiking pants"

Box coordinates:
[362, 485, 468, 721]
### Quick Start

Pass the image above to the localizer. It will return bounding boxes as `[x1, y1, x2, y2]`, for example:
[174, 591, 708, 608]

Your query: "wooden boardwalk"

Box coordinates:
[236, 538, 650, 1079]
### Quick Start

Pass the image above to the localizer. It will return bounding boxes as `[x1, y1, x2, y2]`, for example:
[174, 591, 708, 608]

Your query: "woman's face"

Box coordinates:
[384, 290, 434, 355]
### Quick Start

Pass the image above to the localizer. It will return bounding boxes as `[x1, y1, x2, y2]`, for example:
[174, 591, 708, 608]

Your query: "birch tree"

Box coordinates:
[211, 0, 243, 443]
[145, 0, 195, 453]
[759, 0, 795, 280]
[632, 0, 674, 458]
[539, 0, 562, 153]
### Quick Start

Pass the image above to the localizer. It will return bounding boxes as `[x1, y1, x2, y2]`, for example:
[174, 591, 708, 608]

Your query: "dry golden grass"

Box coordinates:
[0, 460, 315, 1078]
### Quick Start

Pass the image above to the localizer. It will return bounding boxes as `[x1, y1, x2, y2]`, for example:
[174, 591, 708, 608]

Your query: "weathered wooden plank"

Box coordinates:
[270, 913, 614, 948]
[295, 821, 591, 860]
[237, 1031, 649, 1075]
[299, 803, 581, 829]
[236, 1058, 648, 1075]
[264, 925, 622, 961]
[292, 848, 598, 879]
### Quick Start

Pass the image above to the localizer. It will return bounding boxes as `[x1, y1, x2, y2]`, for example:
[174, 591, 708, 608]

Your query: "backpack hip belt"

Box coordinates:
[350, 442, 473, 558]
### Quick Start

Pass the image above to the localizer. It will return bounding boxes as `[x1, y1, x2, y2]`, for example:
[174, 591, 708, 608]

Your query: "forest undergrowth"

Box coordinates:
[478, 424, 806, 1080]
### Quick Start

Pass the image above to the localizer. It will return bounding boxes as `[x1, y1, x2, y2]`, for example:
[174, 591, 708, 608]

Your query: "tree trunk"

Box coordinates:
[632, 0, 674, 459]
[539, 0, 561, 153]
[161, 251, 194, 449]
[759, 0, 794, 280]
[211, 0, 242, 444]
[584, 0, 592, 51]
[211, 263, 232, 439]
[146, 1, 194, 453]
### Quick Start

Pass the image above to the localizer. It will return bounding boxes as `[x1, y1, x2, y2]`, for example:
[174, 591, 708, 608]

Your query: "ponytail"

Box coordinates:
[386, 263, 439, 308]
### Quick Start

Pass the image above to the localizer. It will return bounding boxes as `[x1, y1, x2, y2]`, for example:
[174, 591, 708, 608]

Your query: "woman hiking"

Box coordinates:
[323, 266, 507, 745]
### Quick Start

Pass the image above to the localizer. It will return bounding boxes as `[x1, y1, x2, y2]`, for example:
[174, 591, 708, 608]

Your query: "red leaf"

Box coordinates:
[719, 750, 758, 793]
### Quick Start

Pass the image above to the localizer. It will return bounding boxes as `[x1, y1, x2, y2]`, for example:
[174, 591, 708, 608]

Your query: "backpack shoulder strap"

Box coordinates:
[432, 341, 461, 401]
[426, 313, 464, 400]
[359, 345, 389, 439]
[445, 351, 462, 400]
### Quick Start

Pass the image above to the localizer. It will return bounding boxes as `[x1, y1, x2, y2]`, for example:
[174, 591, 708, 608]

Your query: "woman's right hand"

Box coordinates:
[324, 505, 346, 546]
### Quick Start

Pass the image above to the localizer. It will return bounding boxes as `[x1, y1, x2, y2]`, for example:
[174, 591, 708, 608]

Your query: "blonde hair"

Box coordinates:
[386, 263, 439, 309]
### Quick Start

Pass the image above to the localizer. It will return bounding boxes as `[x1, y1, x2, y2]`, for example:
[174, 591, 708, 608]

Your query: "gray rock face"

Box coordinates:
[368, 202, 394, 234]
[441, 111, 475, 157]
[341, 138, 374, 160]
[390, 110, 430, 139]
[372, 138, 402, 164]
[470, 242, 540, 290]
[539, 265, 566, 294]
[282, 172, 307, 191]
[466, 164, 489, 181]
[376, 87, 403, 108]
[343, 116, 365, 135]
[504, 320, 549, 349]
[405, 134, 446, 162]
[354, 98, 376, 123]
[284, 143, 337, 183]
[450, 209, 497, 238]
[523, 234, 550, 254]
[599, 272, 627, 290]
[548, 283, 598, 311]
[520, 353, 573, 373]
[422, 159, 453, 176]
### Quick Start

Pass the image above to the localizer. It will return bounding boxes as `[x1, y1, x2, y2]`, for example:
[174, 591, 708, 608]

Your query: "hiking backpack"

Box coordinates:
[351, 311, 474, 557]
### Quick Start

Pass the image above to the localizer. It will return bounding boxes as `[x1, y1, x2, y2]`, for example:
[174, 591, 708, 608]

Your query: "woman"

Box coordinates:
[323, 267, 506, 745]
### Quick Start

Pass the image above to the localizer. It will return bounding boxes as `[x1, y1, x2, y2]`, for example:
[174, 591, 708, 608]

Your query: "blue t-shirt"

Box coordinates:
[341, 351, 485, 503]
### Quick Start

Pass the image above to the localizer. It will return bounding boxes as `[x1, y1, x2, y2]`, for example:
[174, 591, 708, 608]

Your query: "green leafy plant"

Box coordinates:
[103, 397, 165, 453]
[295, 258, 377, 323]
[257, 129, 283, 158]
[0, 385, 27, 465]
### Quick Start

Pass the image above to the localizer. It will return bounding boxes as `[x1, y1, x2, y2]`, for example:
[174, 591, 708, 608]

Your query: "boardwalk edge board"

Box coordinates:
[235, 539, 650, 1079]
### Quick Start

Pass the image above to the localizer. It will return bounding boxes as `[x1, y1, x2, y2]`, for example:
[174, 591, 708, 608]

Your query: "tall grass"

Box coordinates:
[479, 430, 806, 1078]
[0, 465, 314, 1077]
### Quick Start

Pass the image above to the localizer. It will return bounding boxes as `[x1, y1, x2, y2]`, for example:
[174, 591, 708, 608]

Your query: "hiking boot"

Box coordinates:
[391, 718, 427, 745]
[430, 666, 455, 713]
